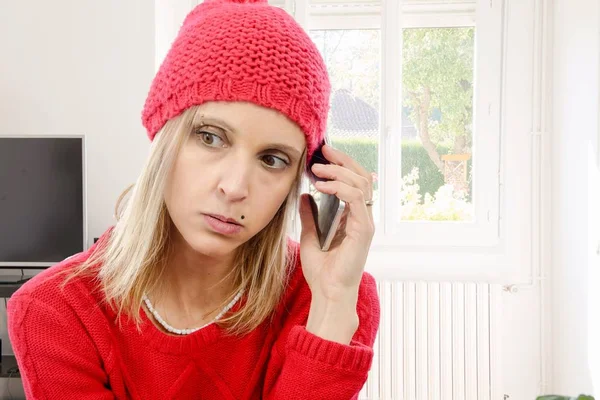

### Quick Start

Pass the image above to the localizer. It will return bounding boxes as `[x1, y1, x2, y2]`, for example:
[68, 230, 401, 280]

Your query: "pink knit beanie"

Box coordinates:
[141, 0, 331, 160]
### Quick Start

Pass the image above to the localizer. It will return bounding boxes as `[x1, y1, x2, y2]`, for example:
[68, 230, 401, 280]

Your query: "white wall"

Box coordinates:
[552, 0, 600, 395]
[0, 1, 155, 398]
[155, 0, 197, 71]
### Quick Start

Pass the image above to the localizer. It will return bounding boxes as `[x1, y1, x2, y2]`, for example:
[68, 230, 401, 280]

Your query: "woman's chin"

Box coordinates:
[183, 231, 242, 258]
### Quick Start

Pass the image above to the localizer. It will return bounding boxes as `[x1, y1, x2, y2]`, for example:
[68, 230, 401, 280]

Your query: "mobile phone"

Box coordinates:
[306, 140, 346, 251]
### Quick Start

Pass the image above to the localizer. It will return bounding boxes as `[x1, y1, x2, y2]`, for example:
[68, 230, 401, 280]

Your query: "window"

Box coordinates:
[299, 0, 501, 240]
[282, 0, 506, 276]
[309, 29, 382, 222]
[400, 26, 475, 223]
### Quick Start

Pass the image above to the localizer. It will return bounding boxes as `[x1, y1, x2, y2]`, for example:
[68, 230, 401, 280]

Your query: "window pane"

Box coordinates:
[400, 27, 475, 222]
[309, 29, 382, 222]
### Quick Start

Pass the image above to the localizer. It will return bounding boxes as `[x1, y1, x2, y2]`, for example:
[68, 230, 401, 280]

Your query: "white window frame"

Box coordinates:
[286, 0, 514, 281]
[380, 0, 502, 248]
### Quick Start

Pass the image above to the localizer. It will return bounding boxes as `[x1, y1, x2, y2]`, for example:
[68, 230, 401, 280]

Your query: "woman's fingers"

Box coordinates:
[321, 145, 373, 189]
[311, 163, 372, 204]
[311, 144, 375, 224]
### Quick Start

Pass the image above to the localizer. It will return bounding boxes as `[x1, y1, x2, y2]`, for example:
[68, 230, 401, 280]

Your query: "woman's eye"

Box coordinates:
[198, 131, 225, 148]
[262, 155, 289, 169]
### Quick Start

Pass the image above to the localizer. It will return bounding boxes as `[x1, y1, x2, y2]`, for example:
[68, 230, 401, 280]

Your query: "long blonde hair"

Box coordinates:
[65, 105, 305, 336]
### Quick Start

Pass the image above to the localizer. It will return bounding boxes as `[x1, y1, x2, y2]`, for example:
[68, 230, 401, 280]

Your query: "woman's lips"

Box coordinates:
[203, 214, 243, 235]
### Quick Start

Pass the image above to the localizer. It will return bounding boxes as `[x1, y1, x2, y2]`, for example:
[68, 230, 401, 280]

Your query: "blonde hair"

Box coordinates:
[64, 105, 305, 336]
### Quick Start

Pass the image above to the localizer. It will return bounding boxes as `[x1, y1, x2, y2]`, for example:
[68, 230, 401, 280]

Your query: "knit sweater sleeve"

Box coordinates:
[7, 290, 115, 399]
[262, 269, 381, 400]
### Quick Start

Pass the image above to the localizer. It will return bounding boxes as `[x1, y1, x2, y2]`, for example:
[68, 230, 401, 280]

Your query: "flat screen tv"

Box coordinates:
[0, 136, 86, 268]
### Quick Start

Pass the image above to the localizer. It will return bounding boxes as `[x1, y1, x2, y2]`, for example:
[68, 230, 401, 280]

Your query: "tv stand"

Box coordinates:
[0, 356, 19, 378]
[0, 275, 31, 298]
[0, 275, 28, 379]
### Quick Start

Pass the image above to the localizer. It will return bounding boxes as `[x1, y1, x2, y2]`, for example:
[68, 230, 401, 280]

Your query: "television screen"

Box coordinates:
[0, 137, 85, 267]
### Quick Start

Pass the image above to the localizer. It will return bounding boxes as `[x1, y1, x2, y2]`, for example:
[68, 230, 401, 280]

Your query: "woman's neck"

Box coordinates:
[148, 239, 238, 329]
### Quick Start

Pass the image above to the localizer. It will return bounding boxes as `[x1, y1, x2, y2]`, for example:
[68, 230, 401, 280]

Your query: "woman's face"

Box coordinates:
[164, 101, 306, 259]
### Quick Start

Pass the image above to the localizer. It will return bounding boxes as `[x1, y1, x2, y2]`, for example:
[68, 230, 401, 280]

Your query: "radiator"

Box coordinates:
[359, 281, 502, 400]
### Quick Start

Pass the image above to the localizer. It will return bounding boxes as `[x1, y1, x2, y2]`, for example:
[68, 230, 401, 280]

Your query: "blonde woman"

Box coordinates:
[7, 0, 380, 398]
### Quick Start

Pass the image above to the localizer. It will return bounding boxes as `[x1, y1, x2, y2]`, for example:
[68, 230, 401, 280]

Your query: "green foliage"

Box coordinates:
[311, 27, 476, 188]
[331, 137, 378, 177]
[403, 27, 475, 147]
[401, 140, 452, 199]
[331, 138, 472, 200]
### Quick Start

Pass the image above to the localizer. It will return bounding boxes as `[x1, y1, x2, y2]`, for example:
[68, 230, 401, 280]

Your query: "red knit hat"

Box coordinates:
[141, 0, 331, 160]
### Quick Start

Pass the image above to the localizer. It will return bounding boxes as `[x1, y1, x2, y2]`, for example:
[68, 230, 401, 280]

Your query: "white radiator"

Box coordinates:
[360, 281, 502, 400]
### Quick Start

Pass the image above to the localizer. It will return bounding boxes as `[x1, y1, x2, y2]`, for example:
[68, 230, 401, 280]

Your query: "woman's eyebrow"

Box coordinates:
[195, 116, 237, 133]
[266, 143, 303, 159]
[196, 116, 304, 159]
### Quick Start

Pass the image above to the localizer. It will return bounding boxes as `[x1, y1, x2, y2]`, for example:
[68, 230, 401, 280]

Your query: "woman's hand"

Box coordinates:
[298, 145, 375, 342]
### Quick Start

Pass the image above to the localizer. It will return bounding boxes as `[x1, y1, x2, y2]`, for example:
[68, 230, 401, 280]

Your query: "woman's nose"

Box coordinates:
[217, 162, 250, 202]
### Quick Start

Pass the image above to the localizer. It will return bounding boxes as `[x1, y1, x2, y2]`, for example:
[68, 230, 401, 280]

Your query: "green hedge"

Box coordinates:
[330, 138, 473, 200]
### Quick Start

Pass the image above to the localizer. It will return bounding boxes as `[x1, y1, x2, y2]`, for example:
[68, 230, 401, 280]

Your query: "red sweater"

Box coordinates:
[7, 232, 380, 399]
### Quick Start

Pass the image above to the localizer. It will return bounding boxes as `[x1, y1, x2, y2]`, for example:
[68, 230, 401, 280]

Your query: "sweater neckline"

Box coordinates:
[137, 295, 246, 355]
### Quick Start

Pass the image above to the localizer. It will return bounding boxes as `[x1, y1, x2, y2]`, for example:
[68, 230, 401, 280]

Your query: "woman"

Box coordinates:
[7, 0, 380, 398]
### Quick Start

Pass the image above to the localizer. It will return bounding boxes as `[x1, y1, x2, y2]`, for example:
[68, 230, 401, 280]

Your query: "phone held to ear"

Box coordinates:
[306, 140, 346, 252]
